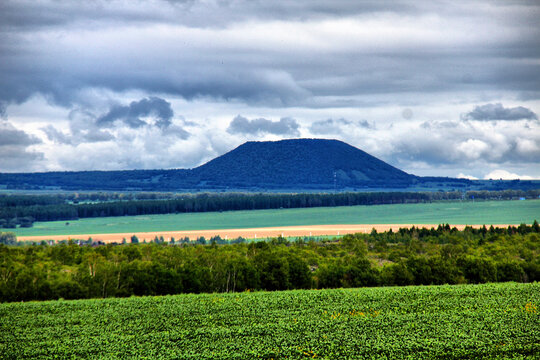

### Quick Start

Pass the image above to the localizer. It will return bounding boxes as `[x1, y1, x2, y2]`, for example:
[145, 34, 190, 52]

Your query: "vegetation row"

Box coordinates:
[1, 283, 538, 359]
[1, 222, 538, 302]
[1, 189, 539, 228]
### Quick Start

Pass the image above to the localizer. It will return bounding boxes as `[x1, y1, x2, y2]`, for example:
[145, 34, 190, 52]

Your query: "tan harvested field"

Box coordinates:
[17, 223, 516, 243]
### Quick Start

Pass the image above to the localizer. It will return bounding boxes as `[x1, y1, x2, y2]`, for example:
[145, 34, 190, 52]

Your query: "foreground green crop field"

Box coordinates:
[1, 283, 538, 359]
[12, 199, 540, 237]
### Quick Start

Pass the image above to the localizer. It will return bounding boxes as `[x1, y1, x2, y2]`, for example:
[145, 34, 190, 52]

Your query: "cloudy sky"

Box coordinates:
[1, 0, 539, 179]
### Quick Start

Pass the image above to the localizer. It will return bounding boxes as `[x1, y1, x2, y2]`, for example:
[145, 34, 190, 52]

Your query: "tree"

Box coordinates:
[257, 253, 290, 291]
[457, 256, 496, 284]
[532, 220, 539, 233]
[344, 258, 379, 287]
[406, 256, 433, 285]
[317, 261, 346, 288]
[19, 217, 34, 228]
[496, 261, 525, 282]
[287, 255, 312, 289]
[381, 263, 413, 286]
[0, 232, 16, 245]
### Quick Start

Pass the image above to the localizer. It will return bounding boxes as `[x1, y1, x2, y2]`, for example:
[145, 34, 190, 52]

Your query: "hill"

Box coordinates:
[0, 138, 537, 191]
[191, 138, 414, 189]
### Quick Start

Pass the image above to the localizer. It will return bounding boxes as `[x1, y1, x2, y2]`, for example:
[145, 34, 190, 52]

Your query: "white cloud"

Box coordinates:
[456, 139, 490, 160]
[457, 173, 478, 180]
[516, 138, 539, 155]
[483, 170, 535, 180]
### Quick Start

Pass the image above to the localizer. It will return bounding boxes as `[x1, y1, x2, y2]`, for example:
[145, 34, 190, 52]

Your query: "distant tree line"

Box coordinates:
[1, 190, 539, 228]
[0, 222, 538, 302]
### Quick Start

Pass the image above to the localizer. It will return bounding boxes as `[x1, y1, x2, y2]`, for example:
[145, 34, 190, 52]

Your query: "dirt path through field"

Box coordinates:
[17, 223, 515, 243]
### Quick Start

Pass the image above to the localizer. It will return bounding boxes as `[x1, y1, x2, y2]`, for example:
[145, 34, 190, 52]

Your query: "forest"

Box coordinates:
[1, 189, 538, 227]
[1, 222, 538, 302]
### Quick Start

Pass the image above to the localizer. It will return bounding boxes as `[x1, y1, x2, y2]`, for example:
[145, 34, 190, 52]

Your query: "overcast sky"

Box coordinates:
[1, 0, 539, 179]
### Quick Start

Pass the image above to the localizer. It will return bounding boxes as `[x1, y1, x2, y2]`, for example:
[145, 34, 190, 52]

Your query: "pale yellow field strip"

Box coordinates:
[17, 224, 516, 243]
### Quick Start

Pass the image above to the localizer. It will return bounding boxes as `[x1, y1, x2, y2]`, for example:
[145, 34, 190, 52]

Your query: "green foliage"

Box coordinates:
[0, 232, 16, 245]
[0, 283, 538, 359]
[1, 223, 539, 302]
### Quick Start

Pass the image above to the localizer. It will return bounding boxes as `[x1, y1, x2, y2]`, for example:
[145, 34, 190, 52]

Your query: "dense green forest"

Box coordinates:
[1, 222, 538, 302]
[1, 189, 538, 227]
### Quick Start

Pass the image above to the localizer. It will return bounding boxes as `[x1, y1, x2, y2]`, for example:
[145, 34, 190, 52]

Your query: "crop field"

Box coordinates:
[12, 199, 540, 238]
[15, 224, 516, 243]
[1, 282, 538, 359]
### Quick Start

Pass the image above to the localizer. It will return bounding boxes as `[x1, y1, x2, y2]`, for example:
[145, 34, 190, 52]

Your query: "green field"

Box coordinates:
[11, 199, 540, 237]
[1, 282, 537, 359]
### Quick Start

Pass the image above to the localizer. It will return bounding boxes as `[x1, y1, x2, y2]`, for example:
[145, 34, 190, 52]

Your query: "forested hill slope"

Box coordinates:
[191, 139, 414, 188]
[3, 138, 538, 191]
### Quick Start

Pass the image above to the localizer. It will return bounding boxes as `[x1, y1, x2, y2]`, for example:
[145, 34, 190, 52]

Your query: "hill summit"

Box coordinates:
[192, 139, 414, 189]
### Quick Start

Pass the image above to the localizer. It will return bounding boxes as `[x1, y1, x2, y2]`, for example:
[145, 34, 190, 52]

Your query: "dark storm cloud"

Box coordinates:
[0, 0, 415, 31]
[97, 97, 174, 129]
[390, 138, 456, 166]
[463, 103, 538, 121]
[41, 125, 73, 145]
[0, 122, 41, 146]
[227, 115, 300, 136]
[0, 0, 171, 31]
[0, 121, 43, 171]
[41, 97, 189, 146]
[9, 0, 537, 32]
[0, 147, 44, 172]
[503, 142, 540, 163]
[1, 0, 539, 111]
[0, 102, 6, 118]
[0, 48, 308, 109]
